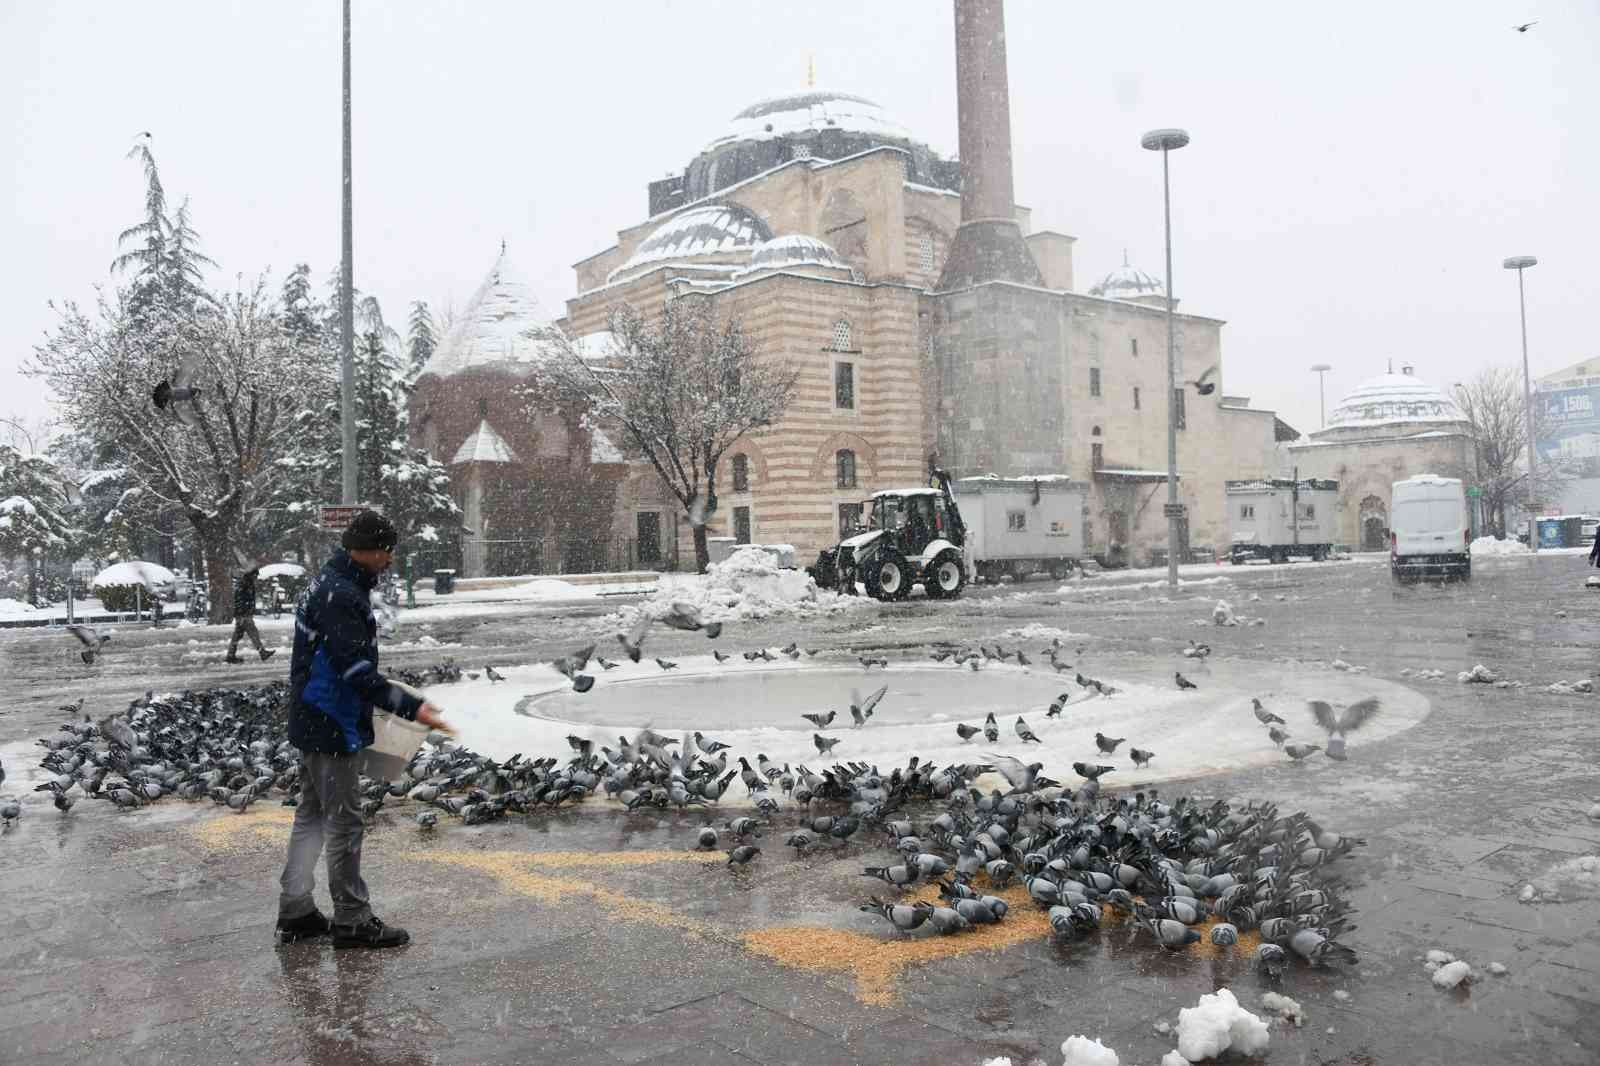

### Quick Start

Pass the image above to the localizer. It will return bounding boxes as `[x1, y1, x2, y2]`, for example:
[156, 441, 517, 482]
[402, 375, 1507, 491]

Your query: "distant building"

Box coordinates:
[1535, 358, 1600, 516]
[1287, 365, 1476, 550]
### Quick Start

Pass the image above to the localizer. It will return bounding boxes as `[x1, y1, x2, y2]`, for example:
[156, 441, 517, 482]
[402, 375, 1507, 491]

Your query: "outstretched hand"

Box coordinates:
[416, 702, 455, 735]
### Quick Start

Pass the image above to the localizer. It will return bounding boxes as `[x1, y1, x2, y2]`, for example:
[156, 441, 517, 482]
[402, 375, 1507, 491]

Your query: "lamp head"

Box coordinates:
[1140, 128, 1191, 152]
[1502, 256, 1537, 270]
[1310, 363, 1333, 373]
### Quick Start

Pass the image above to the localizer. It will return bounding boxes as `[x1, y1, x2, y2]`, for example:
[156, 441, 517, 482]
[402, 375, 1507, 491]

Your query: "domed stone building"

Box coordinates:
[417, 2, 1290, 574]
[1288, 364, 1476, 549]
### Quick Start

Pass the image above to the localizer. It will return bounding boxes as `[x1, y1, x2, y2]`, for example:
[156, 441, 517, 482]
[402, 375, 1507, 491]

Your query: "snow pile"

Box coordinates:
[0, 597, 37, 615]
[1524, 854, 1600, 903]
[1260, 991, 1305, 1026]
[1400, 667, 1446, 681]
[1212, 600, 1237, 626]
[92, 560, 177, 591]
[1488, 962, 1509, 976]
[1545, 679, 1595, 695]
[1432, 961, 1473, 989]
[1160, 1054, 1191, 1066]
[1458, 663, 1498, 684]
[979, 1059, 1014, 1066]
[1059, 1035, 1120, 1066]
[618, 546, 864, 627]
[1002, 623, 1084, 644]
[1470, 536, 1530, 556]
[1175, 988, 1270, 1061]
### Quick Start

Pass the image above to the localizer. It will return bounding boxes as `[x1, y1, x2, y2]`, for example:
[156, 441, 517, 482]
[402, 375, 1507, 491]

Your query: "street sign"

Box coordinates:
[1466, 487, 1482, 498]
[319, 504, 377, 532]
[1162, 503, 1187, 518]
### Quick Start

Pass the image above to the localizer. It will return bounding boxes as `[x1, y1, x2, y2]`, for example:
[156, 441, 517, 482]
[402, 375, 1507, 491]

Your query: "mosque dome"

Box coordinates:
[1320, 366, 1467, 437]
[733, 234, 852, 279]
[608, 202, 772, 283]
[1088, 255, 1165, 303]
[417, 246, 552, 380]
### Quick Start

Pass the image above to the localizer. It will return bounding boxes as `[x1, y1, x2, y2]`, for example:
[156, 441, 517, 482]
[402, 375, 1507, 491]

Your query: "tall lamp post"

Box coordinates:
[340, 0, 357, 505]
[1142, 127, 1190, 589]
[1310, 364, 1333, 429]
[1503, 255, 1538, 552]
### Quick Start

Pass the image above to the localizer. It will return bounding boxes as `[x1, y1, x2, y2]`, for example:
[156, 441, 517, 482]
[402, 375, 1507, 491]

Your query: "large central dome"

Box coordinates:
[708, 90, 913, 151]
[1315, 367, 1468, 441]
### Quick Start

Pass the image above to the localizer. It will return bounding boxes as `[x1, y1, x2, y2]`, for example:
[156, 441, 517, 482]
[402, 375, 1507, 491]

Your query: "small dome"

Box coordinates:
[1089, 254, 1165, 302]
[1324, 369, 1466, 432]
[734, 234, 850, 278]
[418, 247, 551, 380]
[608, 202, 772, 283]
[707, 89, 912, 152]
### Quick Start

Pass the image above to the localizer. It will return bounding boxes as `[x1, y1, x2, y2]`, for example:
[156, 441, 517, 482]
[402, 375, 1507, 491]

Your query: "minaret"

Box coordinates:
[936, 0, 1043, 290]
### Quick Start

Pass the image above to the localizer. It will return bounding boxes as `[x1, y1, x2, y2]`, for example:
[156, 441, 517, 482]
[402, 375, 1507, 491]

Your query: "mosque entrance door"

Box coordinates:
[1359, 495, 1388, 551]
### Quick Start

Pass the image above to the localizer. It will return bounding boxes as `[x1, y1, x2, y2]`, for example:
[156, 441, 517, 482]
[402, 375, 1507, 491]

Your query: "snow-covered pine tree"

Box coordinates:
[406, 301, 437, 380]
[0, 444, 77, 603]
[280, 263, 323, 348]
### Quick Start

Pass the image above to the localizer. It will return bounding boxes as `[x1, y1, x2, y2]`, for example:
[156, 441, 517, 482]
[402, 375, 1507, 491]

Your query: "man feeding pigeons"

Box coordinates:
[276, 509, 453, 949]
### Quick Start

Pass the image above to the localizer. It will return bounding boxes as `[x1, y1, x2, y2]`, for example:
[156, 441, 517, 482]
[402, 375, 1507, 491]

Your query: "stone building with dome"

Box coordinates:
[414, 0, 1291, 575]
[1287, 364, 1476, 550]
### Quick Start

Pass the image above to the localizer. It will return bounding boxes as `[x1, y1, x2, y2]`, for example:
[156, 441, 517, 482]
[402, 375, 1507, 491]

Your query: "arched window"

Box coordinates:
[830, 319, 852, 351]
[836, 449, 857, 489]
[477, 397, 489, 418]
[731, 453, 750, 493]
[918, 235, 935, 274]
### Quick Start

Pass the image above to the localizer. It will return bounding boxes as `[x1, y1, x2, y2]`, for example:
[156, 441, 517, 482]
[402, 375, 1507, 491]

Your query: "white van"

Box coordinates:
[1390, 475, 1470, 580]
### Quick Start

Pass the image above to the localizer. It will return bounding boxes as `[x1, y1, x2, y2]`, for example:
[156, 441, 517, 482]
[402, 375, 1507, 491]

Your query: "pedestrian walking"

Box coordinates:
[275, 510, 452, 949]
[226, 557, 275, 663]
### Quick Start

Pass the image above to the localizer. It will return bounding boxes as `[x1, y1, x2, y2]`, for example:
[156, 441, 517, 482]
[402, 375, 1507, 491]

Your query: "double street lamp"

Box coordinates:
[1503, 255, 1538, 551]
[1142, 127, 1190, 589]
[1310, 364, 1333, 428]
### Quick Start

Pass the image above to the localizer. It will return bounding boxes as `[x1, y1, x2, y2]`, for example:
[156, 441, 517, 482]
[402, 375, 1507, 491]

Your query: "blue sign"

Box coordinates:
[1537, 386, 1600, 462]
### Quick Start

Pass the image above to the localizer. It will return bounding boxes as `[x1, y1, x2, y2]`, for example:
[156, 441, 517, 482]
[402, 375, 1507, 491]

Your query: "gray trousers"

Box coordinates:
[229, 615, 264, 654]
[278, 751, 372, 926]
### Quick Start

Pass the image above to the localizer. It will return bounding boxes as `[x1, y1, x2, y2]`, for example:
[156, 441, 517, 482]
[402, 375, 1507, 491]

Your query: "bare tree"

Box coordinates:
[544, 299, 797, 573]
[1453, 366, 1574, 536]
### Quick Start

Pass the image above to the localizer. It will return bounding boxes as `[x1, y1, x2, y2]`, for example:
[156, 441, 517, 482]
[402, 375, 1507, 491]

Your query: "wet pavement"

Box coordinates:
[3, 556, 1599, 1065]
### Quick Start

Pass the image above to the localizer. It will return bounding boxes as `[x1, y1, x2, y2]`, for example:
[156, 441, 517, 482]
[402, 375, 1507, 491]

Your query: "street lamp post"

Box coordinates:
[340, 0, 357, 505]
[1142, 127, 1190, 589]
[1503, 256, 1538, 552]
[1310, 364, 1333, 429]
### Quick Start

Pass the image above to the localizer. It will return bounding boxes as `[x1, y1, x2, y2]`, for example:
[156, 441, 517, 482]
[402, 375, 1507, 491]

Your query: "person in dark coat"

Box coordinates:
[226, 557, 275, 663]
[275, 510, 452, 949]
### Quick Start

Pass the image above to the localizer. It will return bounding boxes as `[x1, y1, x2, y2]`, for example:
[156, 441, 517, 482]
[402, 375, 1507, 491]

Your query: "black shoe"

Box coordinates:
[224, 654, 245, 664]
[259, 648, 277, 662]
[333, 916, 410, 950]
[275, 909, 332, 944]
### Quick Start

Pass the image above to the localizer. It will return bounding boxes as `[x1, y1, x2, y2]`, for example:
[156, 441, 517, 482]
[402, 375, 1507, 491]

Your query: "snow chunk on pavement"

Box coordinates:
[1423, 949, 1456, 970]
[1432, 960, 1473, 988]
[1588, 802, 1600, 820]
[1471, 536, 1530, 556]
[1059, 1035, 1120, 1066]
[1458, 663, 1498, 684]
[1260, 991, 1305, 1026]
[980, 1058, 1014, 1066]
[1176, 988, 1270, 1060]
[1160, 1054, 1192, 1066]
[1212, 600, 1237, 626]
[1489, 962, 1509, 976]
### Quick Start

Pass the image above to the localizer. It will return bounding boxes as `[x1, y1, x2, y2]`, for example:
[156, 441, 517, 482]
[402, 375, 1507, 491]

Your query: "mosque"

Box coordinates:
[411, 1, 1466, 576]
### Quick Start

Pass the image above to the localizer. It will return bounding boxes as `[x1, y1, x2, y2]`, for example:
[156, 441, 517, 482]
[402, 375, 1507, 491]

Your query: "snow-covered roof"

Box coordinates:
[418, 247, 553, 380]
[1088, 255, 1164, 302]
[451, 419, 519, 465]
[734, 234, 850, 278]
[871, 487, 943, 499]
[704, 89, 912, 153]
[92, 560, 177, 590]
[1322, 371, 1466, 431]
[589, 426, 624, 464]
[608, 203, 772, 284]
[1093, 468, 1180, 482]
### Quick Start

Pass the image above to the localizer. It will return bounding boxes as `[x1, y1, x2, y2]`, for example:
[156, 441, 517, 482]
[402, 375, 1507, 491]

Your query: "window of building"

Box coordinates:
[1133, 387, 1141, 410]
[1131, 337, 1139, 357]
[835, 361, 855, 409]
[1240, 504, 1255, 520]
[1174, 387, 1187, 430]
[1090, 367, 1101, 397]
[918, 235, 935, 274]
[830, 319, 852, 351]
[1299, 503, 1316, 520]
[838, 502, 863, 537]
[733, 506, 752, 544]
[1091, 442, 1104, 470]
[731, 453, 750, 493]
[1007, 510, 1027, 532]
[836, 449, 857, 489]
[635, 512, 661, 566]
[477, 397, 489, 418]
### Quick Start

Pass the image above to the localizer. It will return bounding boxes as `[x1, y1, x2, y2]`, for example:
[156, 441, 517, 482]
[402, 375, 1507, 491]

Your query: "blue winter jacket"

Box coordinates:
[288, 550, 423, 754]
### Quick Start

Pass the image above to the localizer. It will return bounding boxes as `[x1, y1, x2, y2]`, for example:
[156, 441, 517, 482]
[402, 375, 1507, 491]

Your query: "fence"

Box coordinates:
[411, 536, 679, 581]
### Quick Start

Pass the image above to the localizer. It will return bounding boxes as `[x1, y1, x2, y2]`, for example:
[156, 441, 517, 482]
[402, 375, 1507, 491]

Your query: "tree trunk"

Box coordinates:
[692, 523, 710, 574]
[27, 552, 39, 606]
[199, 530, 235, 625]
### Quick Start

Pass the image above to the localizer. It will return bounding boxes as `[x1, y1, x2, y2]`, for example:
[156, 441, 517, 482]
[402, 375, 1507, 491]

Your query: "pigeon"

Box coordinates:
[618, 616, 650, 662]
[1175, 672, 1198, 690]
[712, 650, 730, 664]
[53, 791, 76, 814]
[930, 649, 954, 663]
[1, 798, 20, 826]
[989, 754, 1047, 792]
[1289, 928, 1358, 966]
[858, 656, 888, 670]
[1256, 942, 1288, 977]
[694, 731, 731, 755]
[1146, 917, 1202, 948]
[1046, 693, 1069, 717]
[1014, 717, 1042, 744]
[1267, 725, 1291, 748]
[151, 349, 206, 424]
[1187, 364, 1218, 396]
[1072, 762, 1114, 781]
[850, 684, 887, 727]
[983, 712, 999, 744]
[58, 697, 85, 715]
[66, 624, 112, 664]
[955, 723, 980, 743]
[484, 665, 505, 683]
[1252, 697, 1285, 725]
[860, 896, 933, 933]
[1094, 731, 1124, 755]
[415, 810, 438, 829]
[724, 816, 761, 838]
[551, 645, 596, 692]
[662, 601, 722, 640]
[727, 845, 761, 866]
[784, 830, 814, 852]
[1514, 20, 1537, 32]
[1309, 696, 1380, 753]
[863, 863, 920, 886]
[1129, 748, 1154, 768]
[597, 656, 619, 670]
[697, 827, 719, 849]
[801, 710, 837, 729]
[1183, 640, 1211, 659]
[1210, 922, 1239, 946]
[814, 733, 841, 755]
[1284, 742, 1322, 762]
[655, 657, 678, 671]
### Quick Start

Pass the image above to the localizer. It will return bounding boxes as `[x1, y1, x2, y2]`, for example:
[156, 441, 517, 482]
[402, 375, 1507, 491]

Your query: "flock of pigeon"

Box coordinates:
[1, 596, 1377, 979]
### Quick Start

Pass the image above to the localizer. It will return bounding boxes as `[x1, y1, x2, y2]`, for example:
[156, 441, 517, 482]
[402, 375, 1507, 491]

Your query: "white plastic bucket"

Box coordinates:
[360, 710, 430, 781]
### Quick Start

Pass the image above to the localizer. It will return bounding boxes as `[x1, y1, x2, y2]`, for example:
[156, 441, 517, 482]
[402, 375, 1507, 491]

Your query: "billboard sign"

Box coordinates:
[1536, 386, 1600, 464]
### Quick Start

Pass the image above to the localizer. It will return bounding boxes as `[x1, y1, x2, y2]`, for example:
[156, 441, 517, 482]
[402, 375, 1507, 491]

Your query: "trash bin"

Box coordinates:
[1560, 516, 1583, 547]
[434, 569, 456, 594]
[1537, 519, 1565, 549]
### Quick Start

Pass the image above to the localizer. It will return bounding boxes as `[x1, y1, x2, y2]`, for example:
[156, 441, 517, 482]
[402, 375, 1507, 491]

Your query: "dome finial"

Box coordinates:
[1387, 357, 1393, 374]
[807, 55, 814, 89]
[1122, 248, 1129, 268]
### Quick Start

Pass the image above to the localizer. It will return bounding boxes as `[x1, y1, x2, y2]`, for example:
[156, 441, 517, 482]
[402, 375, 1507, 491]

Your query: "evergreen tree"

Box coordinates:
[280, 263, 323, 348]
[406, 300, 437, 379]
[110, 141, 215, 322]
[0, 444, 77, 602]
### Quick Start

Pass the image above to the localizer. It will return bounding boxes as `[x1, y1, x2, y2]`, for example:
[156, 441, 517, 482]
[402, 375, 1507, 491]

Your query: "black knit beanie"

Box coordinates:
[342, 510, 398, 551]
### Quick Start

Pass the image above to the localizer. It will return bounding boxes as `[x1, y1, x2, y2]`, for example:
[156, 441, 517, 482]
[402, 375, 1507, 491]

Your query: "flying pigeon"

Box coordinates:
[1094, 731, 1124, 755]
[712, 650, 730, 663]
[1014, 716, 1042, 744]
[655, 657, 678, 671]
[1252, 697, 1285, 725]
[618, 615, 650, 662]
[550, 648, 595, 693]
[1514, 20, 1537, 32]
[1187, 364, 1218, 396]
[484, 665, 505, 683]
[66, 624, 112, 664]
[151, 349, 207, 425]
[988, 754, 1047, 792]
[662, 600, 722, 639]
[1183, 640, 1211, 659]
[1175, 671, 1198, 690]
[801, 709, 836, 729]
[850, 684, 887, 727]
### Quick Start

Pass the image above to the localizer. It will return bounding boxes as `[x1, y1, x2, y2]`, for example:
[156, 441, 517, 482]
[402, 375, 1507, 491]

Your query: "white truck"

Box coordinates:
[1226, 478, 1340, 564]
[1390, 474, 1470, 580]
[950, 476, 1089, 582]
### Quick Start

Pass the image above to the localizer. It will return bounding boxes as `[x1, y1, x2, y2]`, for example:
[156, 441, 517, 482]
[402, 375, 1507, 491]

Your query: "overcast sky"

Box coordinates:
[3, 1, 1593, 446]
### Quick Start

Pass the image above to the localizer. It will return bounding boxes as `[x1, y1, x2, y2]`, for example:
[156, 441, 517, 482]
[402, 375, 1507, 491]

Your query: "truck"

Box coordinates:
[808, 469, 968, 601]
[949, 475, 1088, 582]
[1226, 478, 1340, 564]
[1390, 474, 1470, 581]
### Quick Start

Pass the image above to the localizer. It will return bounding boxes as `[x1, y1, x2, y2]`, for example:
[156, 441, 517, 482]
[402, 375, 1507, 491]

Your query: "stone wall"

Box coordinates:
[1288, 432, 1477, 549]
